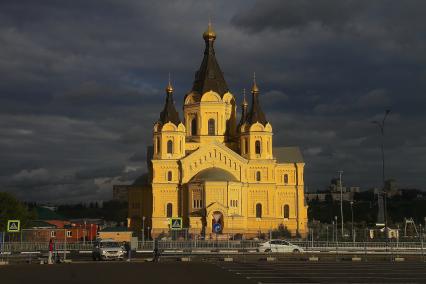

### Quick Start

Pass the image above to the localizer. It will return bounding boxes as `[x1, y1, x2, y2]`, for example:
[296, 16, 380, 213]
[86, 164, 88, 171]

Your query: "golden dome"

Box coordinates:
[166, 75, 173, 94]
[203, 22, 216, 41]
[251, 73, 259, 94]
[242, 88, 248, 106]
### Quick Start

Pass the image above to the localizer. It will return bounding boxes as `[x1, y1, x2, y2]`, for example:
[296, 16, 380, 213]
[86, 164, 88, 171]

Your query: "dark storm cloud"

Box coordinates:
[0, 0, 425, 202]
[232, 0, 366, 33]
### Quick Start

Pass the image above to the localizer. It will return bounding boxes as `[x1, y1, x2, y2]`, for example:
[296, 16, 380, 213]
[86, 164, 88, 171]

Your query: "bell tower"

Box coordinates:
[153, 77, 186, 161]
[183, 22, 237, 148]
[239, 74, 273, 159]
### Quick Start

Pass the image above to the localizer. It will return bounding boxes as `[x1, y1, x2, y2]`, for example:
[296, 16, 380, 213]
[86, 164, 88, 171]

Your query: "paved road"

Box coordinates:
[217, 261, 426, 283]
[0, 262, 248, 284]
[1, 261, 426, 284]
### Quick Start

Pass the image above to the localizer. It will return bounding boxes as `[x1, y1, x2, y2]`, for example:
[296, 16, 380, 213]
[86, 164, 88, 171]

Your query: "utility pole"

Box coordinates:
[350, 201, 355, 243]
[372, 109, 390, 244]
[338, 170, 344, 237]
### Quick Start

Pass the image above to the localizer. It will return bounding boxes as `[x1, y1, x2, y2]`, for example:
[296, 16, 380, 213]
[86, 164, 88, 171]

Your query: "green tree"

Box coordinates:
[0, 192, 35, 231]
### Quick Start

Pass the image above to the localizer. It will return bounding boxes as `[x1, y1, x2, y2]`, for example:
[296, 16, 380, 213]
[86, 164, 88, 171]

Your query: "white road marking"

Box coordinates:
[247, 276, 426, 280]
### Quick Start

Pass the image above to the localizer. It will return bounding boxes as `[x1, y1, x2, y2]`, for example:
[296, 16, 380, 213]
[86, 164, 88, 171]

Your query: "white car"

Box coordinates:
[92, 239, 126, 261]
[257, 240, 304, 253]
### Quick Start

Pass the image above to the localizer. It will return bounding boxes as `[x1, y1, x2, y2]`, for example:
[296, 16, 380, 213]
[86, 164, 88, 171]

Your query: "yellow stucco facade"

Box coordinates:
[128, 24, 308, 238]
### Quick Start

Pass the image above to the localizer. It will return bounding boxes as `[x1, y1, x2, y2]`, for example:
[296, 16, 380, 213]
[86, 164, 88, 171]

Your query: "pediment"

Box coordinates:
[180, 141, 247, 183]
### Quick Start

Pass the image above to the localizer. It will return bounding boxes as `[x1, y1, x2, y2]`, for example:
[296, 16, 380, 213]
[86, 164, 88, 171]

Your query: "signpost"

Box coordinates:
[170, 218, 183, 230]
[213, 223, 222, 234]
[7, 220, 20, 233]
[0, 231, 4, 260]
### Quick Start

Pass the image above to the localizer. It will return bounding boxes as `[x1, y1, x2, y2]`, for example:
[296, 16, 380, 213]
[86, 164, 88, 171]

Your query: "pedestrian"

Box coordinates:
[48, 239, 53, 264]
[124, 242, 130, 258]
[153, 239, 160, 262]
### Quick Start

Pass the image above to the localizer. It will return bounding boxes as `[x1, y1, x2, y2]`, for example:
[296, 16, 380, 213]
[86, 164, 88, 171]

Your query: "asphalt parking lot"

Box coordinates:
[1, 261, 426, 284]
[217, 261, 426, 283]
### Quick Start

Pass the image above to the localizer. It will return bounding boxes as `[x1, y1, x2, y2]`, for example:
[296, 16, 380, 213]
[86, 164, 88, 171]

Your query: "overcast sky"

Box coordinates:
[1, 0, 425, 203]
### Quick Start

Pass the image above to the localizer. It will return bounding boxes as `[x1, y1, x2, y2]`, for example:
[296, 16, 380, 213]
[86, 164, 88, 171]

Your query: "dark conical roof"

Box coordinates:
[191, 23, 229, 97]
[159, 81, 181, 125]
[246, 76, 268, 126]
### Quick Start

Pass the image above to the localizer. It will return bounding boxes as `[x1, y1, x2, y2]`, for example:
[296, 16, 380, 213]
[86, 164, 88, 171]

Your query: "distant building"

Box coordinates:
[384, 179, 401, 197]
[113, 185, 129, 202]
[25, 221, 98, 242]
[329, 178, 360, 202]
[305, 192, 327, 202]
[306, 178, 361, 203]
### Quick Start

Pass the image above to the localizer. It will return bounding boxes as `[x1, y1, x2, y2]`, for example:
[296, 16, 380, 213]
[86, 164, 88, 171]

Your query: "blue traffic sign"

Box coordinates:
[213, 223, 222, 233]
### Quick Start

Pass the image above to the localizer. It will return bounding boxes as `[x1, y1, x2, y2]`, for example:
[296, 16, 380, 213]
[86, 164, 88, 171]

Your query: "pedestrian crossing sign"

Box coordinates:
[170, 217, 182, 230]
[7, 220, 20, 232]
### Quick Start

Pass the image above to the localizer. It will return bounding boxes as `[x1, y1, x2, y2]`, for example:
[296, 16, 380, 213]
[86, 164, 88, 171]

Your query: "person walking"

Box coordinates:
[152, 239, 160, 262]
[48, 239, 53, 264]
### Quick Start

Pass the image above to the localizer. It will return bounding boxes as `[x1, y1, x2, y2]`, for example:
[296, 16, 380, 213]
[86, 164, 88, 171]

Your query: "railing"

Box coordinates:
[292, 241, 424, 252]
[0, 240, 424, 253]
[0, 242, 94, 253]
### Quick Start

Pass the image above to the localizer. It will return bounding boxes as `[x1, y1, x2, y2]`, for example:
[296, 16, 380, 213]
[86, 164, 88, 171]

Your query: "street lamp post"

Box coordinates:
[334, 216, 338, 242]
[334, 216, 338, 257]
[420, 224, 424, 262]
[338, 170, 344, 238]
[83, 220, 86, 245]
[350, 201, 355, 243]
[90, 224, 93, 243]
[372, 110, 390, 244]
[142, 216, 146, 245]
[231, 215, 234, 241]
[326, 225, 329, 246]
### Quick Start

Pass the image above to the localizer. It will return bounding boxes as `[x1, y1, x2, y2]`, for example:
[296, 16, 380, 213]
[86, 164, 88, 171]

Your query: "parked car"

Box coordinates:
[92, 239, 126, 261]
[257, 239, 304, 253]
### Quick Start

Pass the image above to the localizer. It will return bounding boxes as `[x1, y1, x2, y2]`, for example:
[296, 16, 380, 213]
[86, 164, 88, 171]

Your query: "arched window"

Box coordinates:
[156, 137, 160, 153]
[284, 204, 290, 219]
[256, 171, 261, 181]
[166, 203, 173, 218]
[256, 203, 262, 218]
[167, 171, 172, 181]
[245, 138, 249, 154]
[255, 140, 261, 154]
[167, 140, 173, 154]
[208, 118, 215, 135]
[191, 117, 197, 136]
[284, 174, 289, 184]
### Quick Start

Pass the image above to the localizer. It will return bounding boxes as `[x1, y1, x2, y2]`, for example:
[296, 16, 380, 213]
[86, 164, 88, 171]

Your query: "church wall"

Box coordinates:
[127, 25, 309, 239]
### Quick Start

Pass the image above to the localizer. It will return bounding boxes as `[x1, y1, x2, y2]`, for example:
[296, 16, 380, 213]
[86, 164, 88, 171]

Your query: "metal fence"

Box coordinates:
[0, 242, 94, 253]
[0, 240, 424, 253]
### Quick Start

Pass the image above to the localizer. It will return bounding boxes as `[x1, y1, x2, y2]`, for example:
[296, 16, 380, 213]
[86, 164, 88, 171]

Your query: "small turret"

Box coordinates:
[159, 75, 181, 126]
[246, 73, 268, 126]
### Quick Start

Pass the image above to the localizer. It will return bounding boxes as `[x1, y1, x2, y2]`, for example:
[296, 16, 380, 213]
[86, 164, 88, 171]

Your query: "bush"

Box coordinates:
[271, 224, 292, 238]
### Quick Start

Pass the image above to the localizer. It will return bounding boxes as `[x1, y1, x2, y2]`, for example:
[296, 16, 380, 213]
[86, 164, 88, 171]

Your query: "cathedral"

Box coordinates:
[128, 23, 308, 238]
